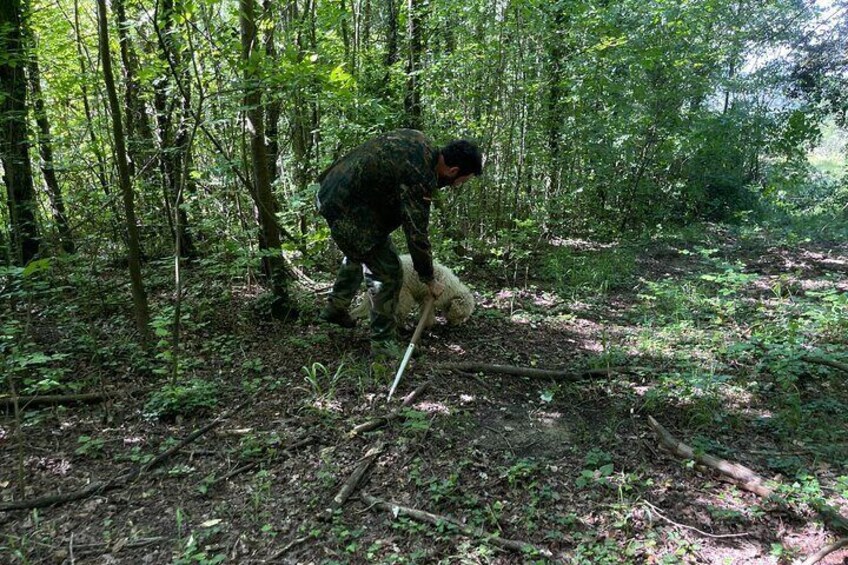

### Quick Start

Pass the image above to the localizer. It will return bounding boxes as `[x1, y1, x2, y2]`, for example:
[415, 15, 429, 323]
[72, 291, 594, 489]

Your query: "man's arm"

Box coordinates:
[400, 183, 435, 283]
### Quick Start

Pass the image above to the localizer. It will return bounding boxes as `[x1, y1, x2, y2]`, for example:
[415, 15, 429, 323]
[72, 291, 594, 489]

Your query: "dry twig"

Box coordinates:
[207, 435, 318, 488]
[642, 500, 750, 539]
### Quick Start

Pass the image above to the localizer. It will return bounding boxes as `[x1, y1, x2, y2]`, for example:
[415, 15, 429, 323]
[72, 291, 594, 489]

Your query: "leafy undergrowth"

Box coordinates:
[2, 224, 848, 564]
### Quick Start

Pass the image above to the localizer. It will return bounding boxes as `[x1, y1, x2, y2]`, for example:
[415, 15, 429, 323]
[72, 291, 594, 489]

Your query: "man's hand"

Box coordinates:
[427, 280, 445, 298]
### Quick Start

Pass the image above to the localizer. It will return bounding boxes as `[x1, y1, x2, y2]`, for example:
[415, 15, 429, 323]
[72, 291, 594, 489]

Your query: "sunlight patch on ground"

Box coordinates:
[446, 343, 467, 355]
[311, 398, 343, 412]
[26, 457, 71, 476]
[802, 250, 848, 267]
[548, 237, 618, 251]
[530, 410, 563, 426]
[413, 401, 450, 415]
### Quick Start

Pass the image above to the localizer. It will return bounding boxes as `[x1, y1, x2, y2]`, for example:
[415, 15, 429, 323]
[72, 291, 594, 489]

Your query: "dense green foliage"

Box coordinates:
[0, 0, 845, 266]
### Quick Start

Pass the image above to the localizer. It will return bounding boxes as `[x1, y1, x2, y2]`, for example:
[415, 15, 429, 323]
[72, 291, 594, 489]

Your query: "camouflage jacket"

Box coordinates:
[317, 129, 438, 282]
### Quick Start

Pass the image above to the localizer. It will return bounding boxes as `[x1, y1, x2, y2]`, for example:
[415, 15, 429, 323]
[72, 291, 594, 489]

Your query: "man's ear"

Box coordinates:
[448, 166, 460, 177]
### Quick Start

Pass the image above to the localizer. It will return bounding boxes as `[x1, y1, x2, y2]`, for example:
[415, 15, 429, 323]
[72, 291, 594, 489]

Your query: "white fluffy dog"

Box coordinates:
[351, 254, 475, 328]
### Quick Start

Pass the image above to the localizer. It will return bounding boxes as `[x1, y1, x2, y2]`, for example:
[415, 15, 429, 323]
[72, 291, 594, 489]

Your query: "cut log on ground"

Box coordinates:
[361, 491, 552, 557]
[436, 363, 628, 381]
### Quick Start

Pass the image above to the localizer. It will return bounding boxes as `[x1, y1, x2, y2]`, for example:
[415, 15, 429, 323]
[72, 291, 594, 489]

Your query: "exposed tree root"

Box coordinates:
[360, 491, 552, 557]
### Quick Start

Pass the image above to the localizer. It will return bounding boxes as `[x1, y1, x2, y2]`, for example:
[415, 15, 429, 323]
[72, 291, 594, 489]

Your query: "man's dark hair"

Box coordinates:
[441, 139, 483, 176]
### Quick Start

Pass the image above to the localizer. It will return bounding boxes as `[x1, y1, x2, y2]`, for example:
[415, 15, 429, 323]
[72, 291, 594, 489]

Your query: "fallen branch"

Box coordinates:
[800, 355, 848, 375]
[325, 442, 384, 517]
[361, 492, 551, 557]
[349, 380, 430, 437]
[647, 416, 848, 538]
[0, 392, 108, 410]
[647, 416, 773, 498]
[435, 363, 627, 381]
[0, 397, 252, 512]
[797, 537, 848, 565]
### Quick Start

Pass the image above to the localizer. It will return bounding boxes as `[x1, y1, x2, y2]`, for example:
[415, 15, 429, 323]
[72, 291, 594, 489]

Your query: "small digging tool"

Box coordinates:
[387, 296, 434, 401]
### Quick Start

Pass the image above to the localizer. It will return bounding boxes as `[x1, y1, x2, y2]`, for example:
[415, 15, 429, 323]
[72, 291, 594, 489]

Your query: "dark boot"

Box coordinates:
[319, 304, 357, 328]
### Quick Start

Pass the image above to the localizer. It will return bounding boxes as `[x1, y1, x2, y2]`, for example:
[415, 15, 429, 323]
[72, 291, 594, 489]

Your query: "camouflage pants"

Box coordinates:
[327, 238, 401, 343]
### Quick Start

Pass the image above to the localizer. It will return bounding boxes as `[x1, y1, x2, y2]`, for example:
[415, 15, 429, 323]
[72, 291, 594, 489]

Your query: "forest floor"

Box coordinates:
[2, 223, 848, 564]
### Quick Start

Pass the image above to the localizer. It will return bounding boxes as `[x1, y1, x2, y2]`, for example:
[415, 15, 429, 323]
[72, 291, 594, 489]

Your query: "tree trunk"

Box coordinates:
[544, 4, 569, 200]
[404, 0, 423, 129]
[385, 0, 398, 66]
[27, 38, 75, 255]
[0, 0, 40, 265]
[73, 0, 124, 247]
[153, 0, 195, 257]
[263, 0, 282, 184]
[240, 0, 298, 321]
[96, 0, 151, 342]
[113, 0, 156, 180]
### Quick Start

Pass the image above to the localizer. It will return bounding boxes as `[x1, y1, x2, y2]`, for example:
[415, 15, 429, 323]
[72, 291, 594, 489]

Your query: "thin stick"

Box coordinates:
[360, 491, 552, 557]
[266, 536, 309, 562]
[207, 435, 317, 488]
[73, 536, 167, 555]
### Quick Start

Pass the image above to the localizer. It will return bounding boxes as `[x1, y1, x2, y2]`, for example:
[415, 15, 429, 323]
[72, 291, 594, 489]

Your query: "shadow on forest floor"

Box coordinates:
[2, 225, 848, 564]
